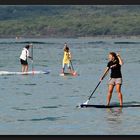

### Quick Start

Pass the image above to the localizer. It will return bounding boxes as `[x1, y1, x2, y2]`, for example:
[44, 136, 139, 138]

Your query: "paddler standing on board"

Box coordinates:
[100, 52, 123, 106]
[61, 43, 74, 75]
[20, 44, 33, 73]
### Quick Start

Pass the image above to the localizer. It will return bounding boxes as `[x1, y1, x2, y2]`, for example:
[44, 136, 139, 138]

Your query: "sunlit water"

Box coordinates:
[0, 37, 140, 134]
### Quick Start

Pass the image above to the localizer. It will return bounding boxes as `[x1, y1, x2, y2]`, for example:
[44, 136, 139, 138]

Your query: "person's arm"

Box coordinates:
[27, 50, 32, 60]
[117, 54, 123, 65]
[69, 52, 72, 60]
[28, 56, 32, 60]
[100, 67, 110, 81]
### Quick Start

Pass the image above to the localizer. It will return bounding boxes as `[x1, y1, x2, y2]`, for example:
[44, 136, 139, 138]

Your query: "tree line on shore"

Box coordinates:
[0, 5, 140, 38]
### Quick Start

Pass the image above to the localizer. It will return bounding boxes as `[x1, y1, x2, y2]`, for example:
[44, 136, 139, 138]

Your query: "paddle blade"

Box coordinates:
[83, 100, 89, 105]
[76, 100, 89, 108]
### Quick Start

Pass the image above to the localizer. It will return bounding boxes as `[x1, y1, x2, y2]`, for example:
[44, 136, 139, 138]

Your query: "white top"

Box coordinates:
[20, 48, 29, 61]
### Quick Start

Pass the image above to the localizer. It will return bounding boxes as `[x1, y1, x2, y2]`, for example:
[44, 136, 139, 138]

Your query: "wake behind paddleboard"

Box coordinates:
[0, 70, 50, 75]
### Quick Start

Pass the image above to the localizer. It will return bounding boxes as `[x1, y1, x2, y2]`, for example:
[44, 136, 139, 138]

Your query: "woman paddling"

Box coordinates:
[101, 52, 123, 106]
[20, 44, 33, 73]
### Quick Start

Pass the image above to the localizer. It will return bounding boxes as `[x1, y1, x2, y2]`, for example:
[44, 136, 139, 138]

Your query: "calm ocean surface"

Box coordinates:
[0, 37, 140, 135]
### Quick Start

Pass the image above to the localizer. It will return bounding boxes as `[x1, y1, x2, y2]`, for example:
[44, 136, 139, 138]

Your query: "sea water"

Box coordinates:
[0, 37, 140, 134]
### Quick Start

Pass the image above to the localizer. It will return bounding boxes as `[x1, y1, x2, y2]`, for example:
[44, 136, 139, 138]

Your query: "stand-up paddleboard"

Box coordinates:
[78, 104, 140, 108]
[59, 72, 78, 77]
[0, 70, 50, 75]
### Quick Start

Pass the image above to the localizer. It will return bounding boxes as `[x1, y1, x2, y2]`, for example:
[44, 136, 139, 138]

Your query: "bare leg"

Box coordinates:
[62, 63, 65, 74]
[21, 65, 23, 72]
[107, 84, 114, 106]
[25, 65, 28, 72]
[116, 84, 123, 106]
[22, 65, 25, 72]
[62, 68, 64, 74]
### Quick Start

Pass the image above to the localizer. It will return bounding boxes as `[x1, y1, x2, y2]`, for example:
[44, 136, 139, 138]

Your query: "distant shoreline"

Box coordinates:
[0, 6, 140, 40]
[78, 35, 140, 39]
[0, 35, 140, 40]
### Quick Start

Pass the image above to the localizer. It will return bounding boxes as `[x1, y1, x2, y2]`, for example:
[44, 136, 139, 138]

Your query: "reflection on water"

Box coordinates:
[106, 107, 123, 132]
[106, 101, 140, 123]
[107, 107, 123, 117]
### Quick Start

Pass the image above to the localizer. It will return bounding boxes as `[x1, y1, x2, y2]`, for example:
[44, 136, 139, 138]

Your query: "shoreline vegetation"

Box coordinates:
[0, 35, 139, 39]
[0, 5, 140, 38]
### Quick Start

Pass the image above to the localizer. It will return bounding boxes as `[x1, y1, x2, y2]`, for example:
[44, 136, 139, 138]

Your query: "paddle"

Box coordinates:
[70, 60, 75, 71]
[30, 44, 34, 74]
[81, 67, 109, 105]
[70, 60, 77, 76]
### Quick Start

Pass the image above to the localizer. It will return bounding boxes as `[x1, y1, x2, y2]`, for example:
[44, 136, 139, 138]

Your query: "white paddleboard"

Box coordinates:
[0, 70, 50, 75]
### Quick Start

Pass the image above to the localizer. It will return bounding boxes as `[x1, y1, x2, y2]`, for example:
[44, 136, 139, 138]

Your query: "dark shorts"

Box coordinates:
[20, 59, 28, 65]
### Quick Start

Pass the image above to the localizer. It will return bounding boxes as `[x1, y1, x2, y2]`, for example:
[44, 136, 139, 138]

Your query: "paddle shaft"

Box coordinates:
[88, 67, 109, 101]
[70, 60, 74, 71]
[88, 81, 101, 100]
[31, 45, 34, 71]
[31, 45, 33, 60]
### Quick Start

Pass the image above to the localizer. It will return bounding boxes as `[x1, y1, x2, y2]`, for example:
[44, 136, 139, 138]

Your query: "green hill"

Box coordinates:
[0, 5, 140, 38]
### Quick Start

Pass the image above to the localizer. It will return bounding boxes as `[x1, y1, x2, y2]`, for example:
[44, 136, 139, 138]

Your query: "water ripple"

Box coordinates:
[12, 107, 37, 111]
[41, 106, 58, 109]
[24, 83, 37, 86]
[18, 116, 62, 122]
